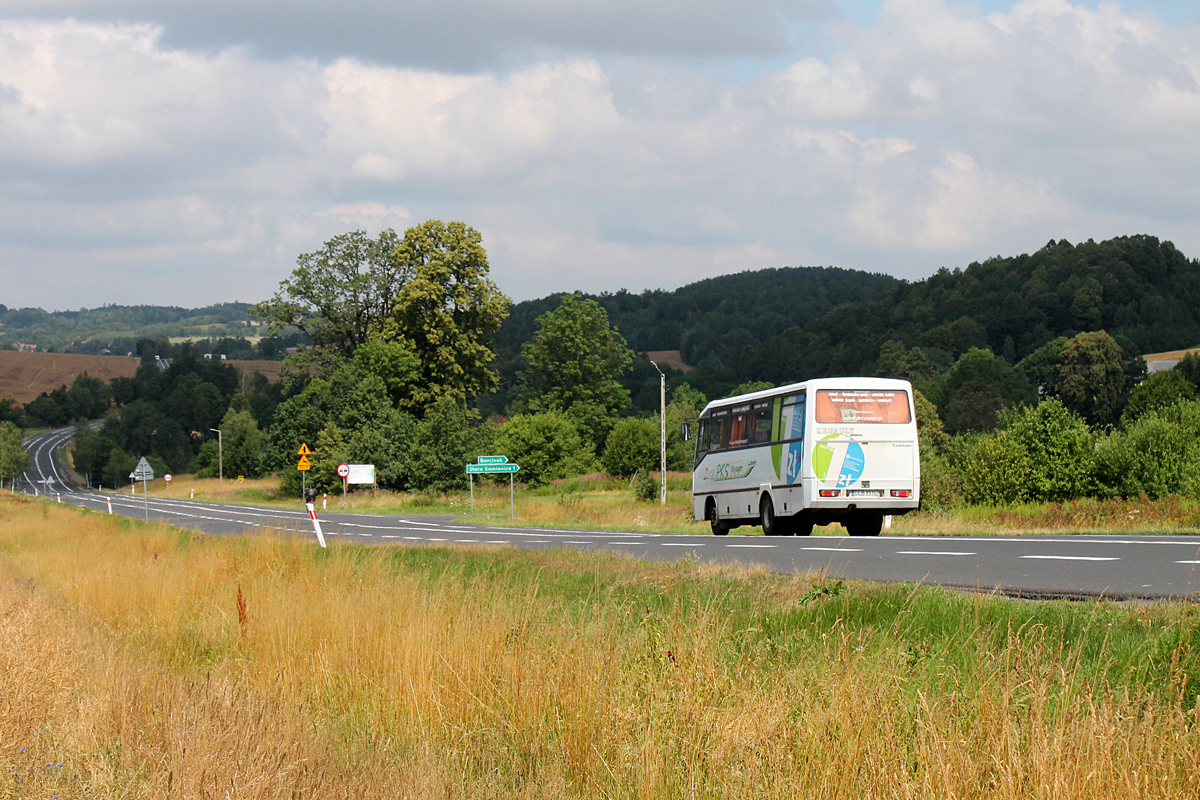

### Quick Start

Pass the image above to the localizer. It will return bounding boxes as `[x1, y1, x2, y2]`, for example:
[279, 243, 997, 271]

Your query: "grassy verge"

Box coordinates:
[3, 492, 1200, 797]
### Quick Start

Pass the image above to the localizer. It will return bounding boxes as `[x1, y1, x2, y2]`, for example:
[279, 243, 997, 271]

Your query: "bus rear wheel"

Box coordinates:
[760, 496, 784, 536]
[708, 499, 730, 536]
[846, 513, 883, 537]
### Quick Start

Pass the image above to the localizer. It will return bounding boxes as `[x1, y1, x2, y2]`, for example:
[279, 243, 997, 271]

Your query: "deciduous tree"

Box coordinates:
[1055, 330, 1126, 426]
[519, 294, 632, 449]
[251, 229, 408, 358]
[385, 221, 510, 408]
[0, 421, 29, 487]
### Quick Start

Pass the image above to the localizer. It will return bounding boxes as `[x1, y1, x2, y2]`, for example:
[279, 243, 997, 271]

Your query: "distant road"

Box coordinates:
[17, 426, 1200, 601]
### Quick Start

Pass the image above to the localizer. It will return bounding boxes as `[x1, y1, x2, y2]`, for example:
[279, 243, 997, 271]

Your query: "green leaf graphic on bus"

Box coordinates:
[813, 434, 864, 487]
[706, 460, 756, 482]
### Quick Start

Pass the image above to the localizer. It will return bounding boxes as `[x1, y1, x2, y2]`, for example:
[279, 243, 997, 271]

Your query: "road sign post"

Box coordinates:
[337, 463, 349, 507]
[466, 458, 520, 518]
[297, 444, 312, 499]
[129, 456, 154, 523]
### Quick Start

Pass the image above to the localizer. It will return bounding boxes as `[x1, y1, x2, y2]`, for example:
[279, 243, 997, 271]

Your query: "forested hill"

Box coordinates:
[491, 266, 902, 400]
[0, 302, 256, 353]
[712, 235, 1200, 391]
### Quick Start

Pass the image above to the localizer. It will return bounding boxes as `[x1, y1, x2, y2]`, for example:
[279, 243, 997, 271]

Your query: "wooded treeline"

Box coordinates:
[6, 231, 1200, 506]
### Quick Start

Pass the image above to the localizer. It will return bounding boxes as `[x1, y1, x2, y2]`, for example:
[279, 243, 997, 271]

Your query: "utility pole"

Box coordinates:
[650, 360, 667, 505]
[210, 428, 223, 488]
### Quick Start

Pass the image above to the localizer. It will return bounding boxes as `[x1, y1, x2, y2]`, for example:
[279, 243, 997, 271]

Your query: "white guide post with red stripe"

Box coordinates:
[305, 502, 327, 548]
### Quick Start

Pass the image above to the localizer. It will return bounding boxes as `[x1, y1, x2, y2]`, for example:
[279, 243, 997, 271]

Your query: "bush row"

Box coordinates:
[922, 398, 1200, 508]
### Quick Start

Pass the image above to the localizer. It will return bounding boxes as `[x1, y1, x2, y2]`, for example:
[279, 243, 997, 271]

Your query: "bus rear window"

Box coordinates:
[814, 390, 911, 424]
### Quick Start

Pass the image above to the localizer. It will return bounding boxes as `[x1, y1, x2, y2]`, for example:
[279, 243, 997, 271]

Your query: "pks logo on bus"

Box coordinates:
[813, 433, 865, 487]
[706, 460, 756, 482]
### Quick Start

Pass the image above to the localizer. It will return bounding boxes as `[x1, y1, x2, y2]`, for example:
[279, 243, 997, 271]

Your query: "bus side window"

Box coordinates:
[729, 405, 750, 447]
[715, 413, 731, 450]
[750, 402, 772, 444]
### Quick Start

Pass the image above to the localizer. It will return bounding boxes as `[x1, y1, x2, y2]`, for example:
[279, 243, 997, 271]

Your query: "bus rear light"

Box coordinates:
[890, 489, 912, 497]
[819, 490, 840, 497]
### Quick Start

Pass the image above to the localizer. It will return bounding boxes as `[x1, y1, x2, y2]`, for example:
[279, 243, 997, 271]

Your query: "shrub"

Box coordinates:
[635, 469, 659, 502]
[602, 417, 659, 478]
[492, 411, 598, 487]
[1003, 398, 1096, 502]
[1121, 370, 1196, 426]
[406, 399, 492, 493]
[948, 433, 1030, 505]
[1096, 400, 1200, 500]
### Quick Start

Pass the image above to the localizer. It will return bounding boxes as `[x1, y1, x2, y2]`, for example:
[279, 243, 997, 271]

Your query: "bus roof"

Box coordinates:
[699, 377, 914, 415]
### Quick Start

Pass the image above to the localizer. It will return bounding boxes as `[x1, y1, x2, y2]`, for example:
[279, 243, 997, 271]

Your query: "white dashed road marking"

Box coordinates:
[1020, 555, 1119, 562]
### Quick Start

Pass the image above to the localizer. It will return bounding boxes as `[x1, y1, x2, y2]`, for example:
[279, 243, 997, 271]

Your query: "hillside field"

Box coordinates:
[0, 350, 281, 404]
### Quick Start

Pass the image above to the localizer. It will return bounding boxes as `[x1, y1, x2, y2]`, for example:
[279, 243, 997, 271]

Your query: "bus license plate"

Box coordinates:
[847, 489, 884, 497]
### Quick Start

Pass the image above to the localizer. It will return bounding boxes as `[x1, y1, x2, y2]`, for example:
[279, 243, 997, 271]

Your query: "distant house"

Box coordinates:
[12, 342, 37, 352]
[1142, 347, 1200, 374]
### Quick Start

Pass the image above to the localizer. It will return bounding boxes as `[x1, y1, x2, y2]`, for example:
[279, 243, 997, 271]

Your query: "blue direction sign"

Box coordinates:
[466, 463, 520, 474]
[476, 455, 508, 465]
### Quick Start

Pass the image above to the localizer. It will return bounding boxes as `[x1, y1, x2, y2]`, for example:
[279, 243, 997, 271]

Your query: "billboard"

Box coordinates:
[347, 464, 375, 485]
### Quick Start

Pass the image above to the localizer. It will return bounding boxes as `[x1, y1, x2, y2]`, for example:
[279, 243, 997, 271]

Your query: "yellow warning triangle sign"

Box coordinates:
[298, 443, 312, 456]
[297, 455, 312, 471]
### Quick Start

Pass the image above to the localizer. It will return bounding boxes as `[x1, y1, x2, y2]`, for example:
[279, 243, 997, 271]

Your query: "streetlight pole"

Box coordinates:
[210, 428, 223, 489]
[649, 360, 666, 505]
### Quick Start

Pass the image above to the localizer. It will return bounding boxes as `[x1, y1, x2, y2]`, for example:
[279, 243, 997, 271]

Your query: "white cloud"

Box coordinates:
[0, 1, 1198, 310]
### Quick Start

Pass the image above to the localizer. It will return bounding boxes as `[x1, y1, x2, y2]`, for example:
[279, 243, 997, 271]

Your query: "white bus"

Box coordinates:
[690, 377, 919, 536]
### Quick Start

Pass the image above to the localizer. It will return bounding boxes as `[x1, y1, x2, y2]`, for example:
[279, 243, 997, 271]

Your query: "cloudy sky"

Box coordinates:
[1, 0, 1198, 310]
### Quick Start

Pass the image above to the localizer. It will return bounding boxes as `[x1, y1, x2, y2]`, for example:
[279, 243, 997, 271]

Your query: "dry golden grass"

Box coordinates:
[5, 491, 1200, 798]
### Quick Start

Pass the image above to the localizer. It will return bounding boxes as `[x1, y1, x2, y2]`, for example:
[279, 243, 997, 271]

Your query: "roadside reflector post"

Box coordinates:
[106, 496, 112, 515]
[884, 515, 893, 530]
[56, 493, 60, 503]
[306, 501, 327, 548]
[190, 489, 194, 499]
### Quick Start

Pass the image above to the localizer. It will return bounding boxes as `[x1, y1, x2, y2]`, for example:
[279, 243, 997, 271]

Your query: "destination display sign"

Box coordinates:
[476, 455, 508, 465]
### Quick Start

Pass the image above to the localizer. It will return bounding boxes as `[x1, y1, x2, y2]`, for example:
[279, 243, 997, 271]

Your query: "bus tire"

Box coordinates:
[708, 499, 730, 536]
[760, 496, 783, 536]
[847, 513, 883, 537]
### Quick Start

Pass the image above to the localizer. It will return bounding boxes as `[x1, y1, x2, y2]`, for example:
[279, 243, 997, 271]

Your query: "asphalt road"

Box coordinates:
[17, 425, 1200, 601]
